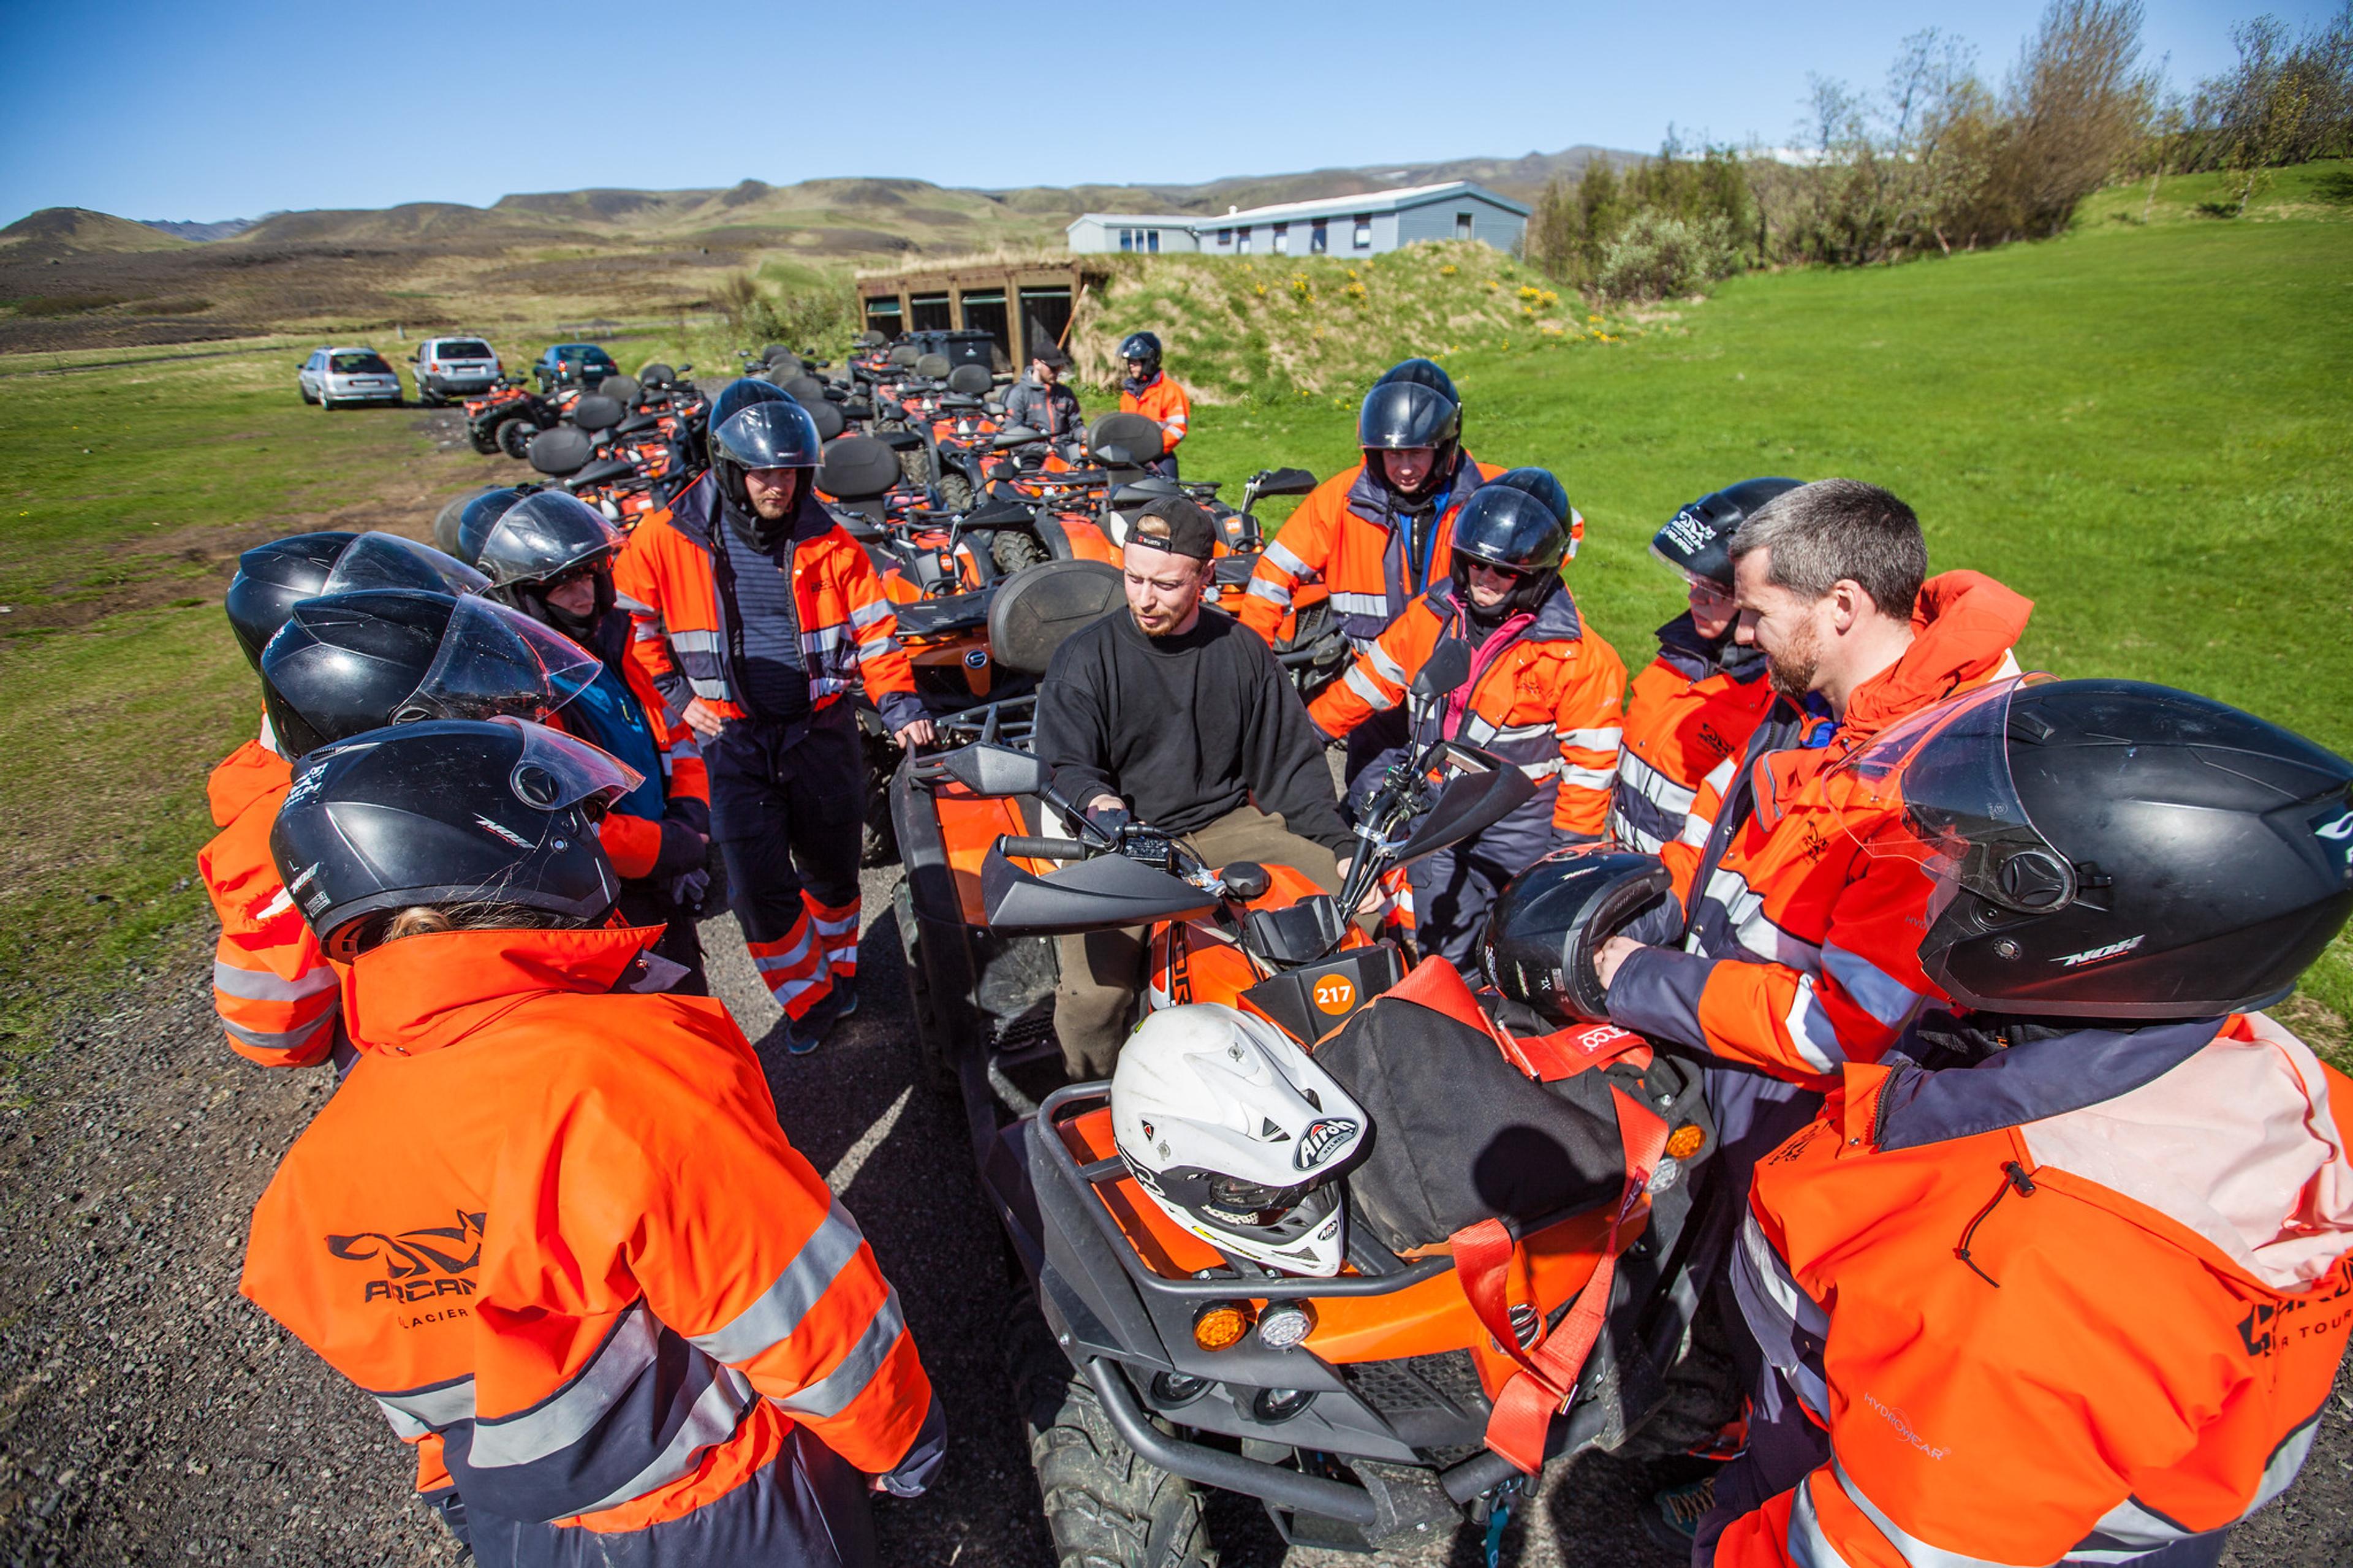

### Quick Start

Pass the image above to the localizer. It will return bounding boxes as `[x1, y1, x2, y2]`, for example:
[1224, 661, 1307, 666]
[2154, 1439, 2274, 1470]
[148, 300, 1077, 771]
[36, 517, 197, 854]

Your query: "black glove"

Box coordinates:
[1083, 803, 1132, 841]
[651, 818, 707, 880]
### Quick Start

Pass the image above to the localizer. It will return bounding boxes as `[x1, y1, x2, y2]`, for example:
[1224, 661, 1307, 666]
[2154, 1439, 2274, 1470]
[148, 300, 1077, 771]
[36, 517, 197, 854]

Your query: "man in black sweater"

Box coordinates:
[1035, 496, 1354, 1075]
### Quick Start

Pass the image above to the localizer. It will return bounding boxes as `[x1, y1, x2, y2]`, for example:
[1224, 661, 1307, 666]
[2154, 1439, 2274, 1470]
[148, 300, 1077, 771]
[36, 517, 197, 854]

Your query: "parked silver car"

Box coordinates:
[409, 335, 502, 406]
[297, 346, 403, 410]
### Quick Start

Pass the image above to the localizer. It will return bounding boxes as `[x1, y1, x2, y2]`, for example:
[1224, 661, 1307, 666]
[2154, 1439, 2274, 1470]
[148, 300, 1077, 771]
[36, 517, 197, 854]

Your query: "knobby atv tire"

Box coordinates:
[898, 445, 932, 492]
[991, 528, 1049, 576]
[1005, 1300, 1218, 1568]
[938, 470, 976, 515]
[889, 877, 951, 1086]
[860, 727, 900, 868]
[496, 417, 536, 460]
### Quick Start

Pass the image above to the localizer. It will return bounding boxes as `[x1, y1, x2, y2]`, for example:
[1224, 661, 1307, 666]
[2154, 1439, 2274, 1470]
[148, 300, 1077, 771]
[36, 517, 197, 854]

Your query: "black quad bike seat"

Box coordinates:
[803, 398, 847, 441]
[594, 374, 642, 407]
[1088, 412, 1163, 468]
[527, 426, 594, 477]
[914, 352, 953, 380]
[570, 393, 625, 433]
[987, 559, 1123, 675]
[819, 436, 902, 502]
[782, 374, 832, 406]
[947, 363, 993, 396]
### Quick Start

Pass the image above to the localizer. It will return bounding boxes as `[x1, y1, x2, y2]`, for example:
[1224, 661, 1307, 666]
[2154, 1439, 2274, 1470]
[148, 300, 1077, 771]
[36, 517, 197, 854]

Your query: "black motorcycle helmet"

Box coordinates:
[259, 589, 601, 760]
[270, 717, 637, 961]
[1357, 380, 1462, 504]
[224, 531, 358, 670]
[453, 487, 530, 569]
[1447, 478, 1569, 618]
[1117, 331, 1162, 382]
[1651, 477, 1804, 592]
[709, 398, 824, 550]
[704, 375, 792, 441]
[1828, 676, 2353, 1020]
[1482, 846, 1675, 1023]
[1373, 356, 1460, 407]
[468, 491, 627, 635]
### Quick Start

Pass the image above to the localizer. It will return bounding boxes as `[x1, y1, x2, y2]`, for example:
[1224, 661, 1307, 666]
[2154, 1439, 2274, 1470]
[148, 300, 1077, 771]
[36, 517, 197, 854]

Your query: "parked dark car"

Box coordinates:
[533, 342, 620, 393]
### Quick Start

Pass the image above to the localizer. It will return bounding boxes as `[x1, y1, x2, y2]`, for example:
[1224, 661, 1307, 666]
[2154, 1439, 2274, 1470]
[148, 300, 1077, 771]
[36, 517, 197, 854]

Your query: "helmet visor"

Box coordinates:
[321, 532, 491, 597]
[1829, 674, 2079, 915]
[488, 715, 642, 812]
[403, 596, 601, 724]
[480, 494, 624, 586]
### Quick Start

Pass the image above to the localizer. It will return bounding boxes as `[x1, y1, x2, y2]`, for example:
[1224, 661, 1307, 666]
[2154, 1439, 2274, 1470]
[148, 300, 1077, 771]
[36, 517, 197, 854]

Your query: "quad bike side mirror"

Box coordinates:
[1248, 466, 1319, 499]
[1390, 751, 1539, 864]
[1409, 639, 1474, 710]
[935, 742, 1050, 799]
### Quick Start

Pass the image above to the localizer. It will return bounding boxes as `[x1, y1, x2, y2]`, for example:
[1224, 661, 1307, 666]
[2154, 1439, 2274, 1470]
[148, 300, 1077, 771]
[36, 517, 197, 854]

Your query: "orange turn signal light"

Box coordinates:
[1664, 1123, 1707, 1161]
[1192, 1301, 1256, 1352]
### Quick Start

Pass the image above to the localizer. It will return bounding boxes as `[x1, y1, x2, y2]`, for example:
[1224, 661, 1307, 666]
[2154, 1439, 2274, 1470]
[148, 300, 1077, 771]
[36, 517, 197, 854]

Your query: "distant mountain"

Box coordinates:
[138, 218, 255, 242]
[0, 207, 192, 254]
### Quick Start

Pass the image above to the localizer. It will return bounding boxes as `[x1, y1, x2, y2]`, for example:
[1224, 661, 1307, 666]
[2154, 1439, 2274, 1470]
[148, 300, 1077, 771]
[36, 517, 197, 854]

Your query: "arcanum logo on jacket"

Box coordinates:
[327, 1210, 483, 1306]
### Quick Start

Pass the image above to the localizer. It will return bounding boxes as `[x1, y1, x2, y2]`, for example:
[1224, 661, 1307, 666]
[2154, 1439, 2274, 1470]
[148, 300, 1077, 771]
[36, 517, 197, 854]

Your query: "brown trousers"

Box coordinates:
[1053, 805, 1343, 1077]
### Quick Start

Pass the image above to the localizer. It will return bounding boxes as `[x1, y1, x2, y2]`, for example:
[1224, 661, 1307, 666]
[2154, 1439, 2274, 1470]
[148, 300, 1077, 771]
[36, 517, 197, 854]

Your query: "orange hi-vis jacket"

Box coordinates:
[198, 728, 338, 1069]
[1309, 582, 1627, 839]
[1118, 371, 1189, 454]
[241, 924, 935, 1534]
[1240, 456, 1506, 651]
[612, 473, 923, 733]
[1719, 1010, 2353, 1567]
[1609, 613, 1773, 856]
[1609, 572, 2033, 1085]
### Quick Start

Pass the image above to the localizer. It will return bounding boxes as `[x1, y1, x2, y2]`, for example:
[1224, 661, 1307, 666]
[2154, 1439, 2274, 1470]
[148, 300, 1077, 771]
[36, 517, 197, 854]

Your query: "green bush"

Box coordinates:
[1597, 213, 1743, 302]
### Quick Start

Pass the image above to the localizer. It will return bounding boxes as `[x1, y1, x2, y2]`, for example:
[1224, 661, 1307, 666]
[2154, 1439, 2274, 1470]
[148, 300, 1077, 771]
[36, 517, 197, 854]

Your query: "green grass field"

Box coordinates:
[1, 175, 2347, 1062]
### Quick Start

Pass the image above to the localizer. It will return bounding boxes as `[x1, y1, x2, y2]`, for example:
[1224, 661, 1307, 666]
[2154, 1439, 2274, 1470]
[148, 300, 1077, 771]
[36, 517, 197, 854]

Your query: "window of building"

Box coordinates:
[1147, 229, 1160, 254]
[1352, 213, 1373, 249]
[1117, 229, 1133, 252]
[1271, 222, 1289, 255]
[909, 293, 952, 331]
[1309, 219, 1327, 254]
[863, 297, 903, 335]
[1237, 228, 1251, 252]
[1216, 227, 1232, 248]
[1455, 211, 1473, 240]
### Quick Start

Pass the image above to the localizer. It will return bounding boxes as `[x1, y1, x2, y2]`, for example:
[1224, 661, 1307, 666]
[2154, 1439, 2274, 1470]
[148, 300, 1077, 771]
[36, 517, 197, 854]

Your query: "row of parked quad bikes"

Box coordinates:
[424, 335, 1737, 1567]
[433, 335, 1344, 865]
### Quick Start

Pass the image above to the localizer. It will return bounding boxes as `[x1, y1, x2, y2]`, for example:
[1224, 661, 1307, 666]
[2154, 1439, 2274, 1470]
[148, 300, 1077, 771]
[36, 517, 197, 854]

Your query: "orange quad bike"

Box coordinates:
[890, 622, 1728, 1564]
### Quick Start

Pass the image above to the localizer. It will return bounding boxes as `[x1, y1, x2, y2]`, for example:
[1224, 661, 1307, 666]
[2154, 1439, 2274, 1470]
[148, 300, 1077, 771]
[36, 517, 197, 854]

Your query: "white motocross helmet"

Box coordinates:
[1110, 1004, 1371, 1278]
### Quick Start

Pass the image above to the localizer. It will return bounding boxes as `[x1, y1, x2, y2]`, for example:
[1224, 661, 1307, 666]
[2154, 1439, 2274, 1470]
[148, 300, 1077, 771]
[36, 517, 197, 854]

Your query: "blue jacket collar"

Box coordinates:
[1871, 1013, 2228, 1152]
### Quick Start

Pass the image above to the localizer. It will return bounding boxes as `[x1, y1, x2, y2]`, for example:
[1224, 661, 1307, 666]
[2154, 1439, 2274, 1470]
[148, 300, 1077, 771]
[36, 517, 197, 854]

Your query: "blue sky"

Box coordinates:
[1, 1, 2333, 224]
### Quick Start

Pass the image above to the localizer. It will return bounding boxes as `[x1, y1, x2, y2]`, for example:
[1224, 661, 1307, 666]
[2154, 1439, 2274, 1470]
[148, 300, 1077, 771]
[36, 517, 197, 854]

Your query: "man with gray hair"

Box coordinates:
[1585, 478, 2034, 1554]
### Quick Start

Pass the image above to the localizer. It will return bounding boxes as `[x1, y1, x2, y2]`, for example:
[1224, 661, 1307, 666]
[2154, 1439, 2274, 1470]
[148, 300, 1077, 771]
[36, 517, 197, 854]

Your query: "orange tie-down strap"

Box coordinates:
[1449, 1083, 1670, 1474]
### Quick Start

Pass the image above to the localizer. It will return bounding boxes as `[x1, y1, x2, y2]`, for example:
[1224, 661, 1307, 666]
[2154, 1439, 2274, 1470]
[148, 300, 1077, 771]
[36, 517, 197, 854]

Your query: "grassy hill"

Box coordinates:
[0, 169, 2346, 1060]
[0, 145, 1640, 355]
[0, 206, 192, 254]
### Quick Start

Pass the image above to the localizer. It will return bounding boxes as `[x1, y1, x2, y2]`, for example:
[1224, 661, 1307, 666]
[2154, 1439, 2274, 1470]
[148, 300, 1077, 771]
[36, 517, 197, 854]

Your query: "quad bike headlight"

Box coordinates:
[1256, 1300, 1316, 1351]
[1192, 1300, 1256, 1352]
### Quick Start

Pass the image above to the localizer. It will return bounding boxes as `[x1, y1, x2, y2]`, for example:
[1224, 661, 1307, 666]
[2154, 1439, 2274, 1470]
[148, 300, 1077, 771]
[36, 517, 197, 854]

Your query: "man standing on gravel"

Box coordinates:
[1034, 496, 1353, 1077]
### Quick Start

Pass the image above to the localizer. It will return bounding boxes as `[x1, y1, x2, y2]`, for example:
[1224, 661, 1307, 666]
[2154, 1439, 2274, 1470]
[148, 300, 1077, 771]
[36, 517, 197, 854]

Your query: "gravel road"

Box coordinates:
[4, 870, 2347, 1566]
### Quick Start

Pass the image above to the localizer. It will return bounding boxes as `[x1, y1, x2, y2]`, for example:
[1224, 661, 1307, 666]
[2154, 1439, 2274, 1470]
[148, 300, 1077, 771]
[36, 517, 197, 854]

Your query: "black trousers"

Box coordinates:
[706, 704, 865, 1015]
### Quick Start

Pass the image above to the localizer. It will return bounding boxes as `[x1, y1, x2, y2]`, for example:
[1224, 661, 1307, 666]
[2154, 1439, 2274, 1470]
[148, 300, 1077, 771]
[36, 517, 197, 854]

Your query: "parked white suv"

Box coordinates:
[297, 346, 403, 410]
[411, 336, 503, 406]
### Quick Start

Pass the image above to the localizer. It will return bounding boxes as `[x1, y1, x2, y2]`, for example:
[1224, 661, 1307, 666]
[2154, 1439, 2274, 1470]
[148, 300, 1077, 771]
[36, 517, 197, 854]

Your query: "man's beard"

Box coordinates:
[1763, 621, 1819, 699]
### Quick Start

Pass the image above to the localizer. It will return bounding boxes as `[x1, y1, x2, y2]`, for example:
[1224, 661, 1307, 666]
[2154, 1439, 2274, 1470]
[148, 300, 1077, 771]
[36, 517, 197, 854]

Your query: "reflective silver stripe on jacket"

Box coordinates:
[770, 1289, 907, 1420]
[690, 1198, 870, 1365]
[213, 960, 338, 1002]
